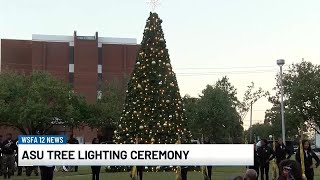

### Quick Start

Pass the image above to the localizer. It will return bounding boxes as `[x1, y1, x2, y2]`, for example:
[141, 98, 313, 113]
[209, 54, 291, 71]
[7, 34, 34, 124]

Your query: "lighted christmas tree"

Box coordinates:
[114, 12, 191, 144]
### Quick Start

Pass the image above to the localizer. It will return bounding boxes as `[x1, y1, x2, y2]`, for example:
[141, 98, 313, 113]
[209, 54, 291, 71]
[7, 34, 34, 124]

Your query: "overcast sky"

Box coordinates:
[1, 0, 320, 129]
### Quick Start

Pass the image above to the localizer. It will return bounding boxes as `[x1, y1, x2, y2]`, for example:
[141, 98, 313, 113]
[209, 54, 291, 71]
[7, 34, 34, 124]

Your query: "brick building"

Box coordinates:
[0, 31, 139, 143]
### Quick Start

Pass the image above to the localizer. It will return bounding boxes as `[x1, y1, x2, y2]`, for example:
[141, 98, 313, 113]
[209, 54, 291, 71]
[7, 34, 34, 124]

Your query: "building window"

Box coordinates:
[97, 65, 102, 74]
[69, 64, 74, 73]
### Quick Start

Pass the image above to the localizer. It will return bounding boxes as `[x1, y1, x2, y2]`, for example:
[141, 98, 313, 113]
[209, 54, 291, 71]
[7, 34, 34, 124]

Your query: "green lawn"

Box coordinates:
[11, 166, 320, 180]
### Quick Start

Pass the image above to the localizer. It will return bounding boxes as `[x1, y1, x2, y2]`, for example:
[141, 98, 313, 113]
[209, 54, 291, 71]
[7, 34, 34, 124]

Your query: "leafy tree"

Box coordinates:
[212, 76, 269, 122]
[0, 71, 88, 135]
[215, 76, 240, 107]
[186, 77, 243, 143]
[182, 95, 199, 138]
[264, 97, 299, 139]
[114, 12, 191, 144]
[283, 61, 320, 130]
[265, 61, 320, 138]
[66, 92, 92, 129]
[245, 123, 273, 142]
[183, 77, 268, 143]
[199, 85, 242, 143]
[240, 82, 269, 121]
[88, 78, 128, 128]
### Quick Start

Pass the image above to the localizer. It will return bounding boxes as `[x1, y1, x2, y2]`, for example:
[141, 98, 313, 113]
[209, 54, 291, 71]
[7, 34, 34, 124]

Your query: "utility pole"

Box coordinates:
[277, 59, 286, 145]
[249, 102, 253, 143]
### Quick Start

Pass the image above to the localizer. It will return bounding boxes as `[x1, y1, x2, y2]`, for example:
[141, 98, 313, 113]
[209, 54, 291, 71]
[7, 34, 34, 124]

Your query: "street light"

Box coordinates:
[269, 134, 273, 141]
[277, 59, 286, 145]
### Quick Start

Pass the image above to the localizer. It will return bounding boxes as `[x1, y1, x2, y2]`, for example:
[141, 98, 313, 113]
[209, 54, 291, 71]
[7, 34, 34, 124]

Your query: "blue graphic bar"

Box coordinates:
[18, 135, 67, 144]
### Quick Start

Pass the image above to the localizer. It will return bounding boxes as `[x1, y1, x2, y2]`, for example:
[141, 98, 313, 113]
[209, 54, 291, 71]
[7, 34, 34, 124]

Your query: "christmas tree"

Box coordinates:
[114, 12, 191, 144]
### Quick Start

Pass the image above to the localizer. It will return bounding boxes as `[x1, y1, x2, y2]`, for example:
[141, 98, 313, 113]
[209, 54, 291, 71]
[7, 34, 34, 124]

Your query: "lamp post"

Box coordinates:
[277, 59, 286, 145]
[269, 134, 273, 141]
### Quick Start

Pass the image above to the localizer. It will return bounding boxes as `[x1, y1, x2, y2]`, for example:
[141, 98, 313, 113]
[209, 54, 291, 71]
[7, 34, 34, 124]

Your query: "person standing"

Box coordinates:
[180, 139, 188, 180]
[67, 134, 79, 172]
[257, 139, 274, 180]
[275, 138, 291, 174]
[249, 143, 260, 179]
[295, 140, 320, 180]
[91, 138, 101, 180]
[204, 139, 213, 180]
[1, 133, 16, 179]
[0, 135, 3, 176]
[137, 166, 144, 180]
[16, 139, 23, 176]
[40, 166, 55, 180]
[135, 139, 144, 180]
[207, 166, 212, 180]
[181, 166, 188, 180]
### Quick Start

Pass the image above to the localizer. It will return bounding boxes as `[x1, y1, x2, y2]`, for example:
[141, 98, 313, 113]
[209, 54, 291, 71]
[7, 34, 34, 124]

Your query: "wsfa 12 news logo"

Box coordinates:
[19, 135, 65, 144]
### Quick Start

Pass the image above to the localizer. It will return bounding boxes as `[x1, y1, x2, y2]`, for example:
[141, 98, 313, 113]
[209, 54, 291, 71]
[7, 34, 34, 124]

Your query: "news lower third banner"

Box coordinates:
[18, 135, 253, 166]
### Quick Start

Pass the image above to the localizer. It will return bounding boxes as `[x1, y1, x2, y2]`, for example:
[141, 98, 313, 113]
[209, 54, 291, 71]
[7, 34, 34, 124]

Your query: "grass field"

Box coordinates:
[11, 166, 320, 180]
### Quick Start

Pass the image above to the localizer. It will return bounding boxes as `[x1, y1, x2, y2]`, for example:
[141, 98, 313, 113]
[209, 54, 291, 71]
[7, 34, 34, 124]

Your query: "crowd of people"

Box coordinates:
[1, 133, 320, 180]
[240, 138, 320, 180]
[0, 133, 82, 180]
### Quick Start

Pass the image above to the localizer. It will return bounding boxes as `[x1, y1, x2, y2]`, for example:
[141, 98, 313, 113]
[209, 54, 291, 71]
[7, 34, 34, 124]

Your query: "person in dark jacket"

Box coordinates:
[136, 140, 144, 180]
[249, 143, 259, 179]
[275, 138, 292, 175]
[136, 166, 144, 180]
[180, 139, 188, 180]
[40, 166, 55, 180]
[16, 139, 23, 176]
[1, 133, 16, 179]
[295, 140, 320, 180]
[91, 138, 101, 180]
[257, 139, 274, 180]
[16, 139, 38, 177]
[181, 166, 188, 180]
[67, 134, 79, 172]
[277, 159, 302, 180]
